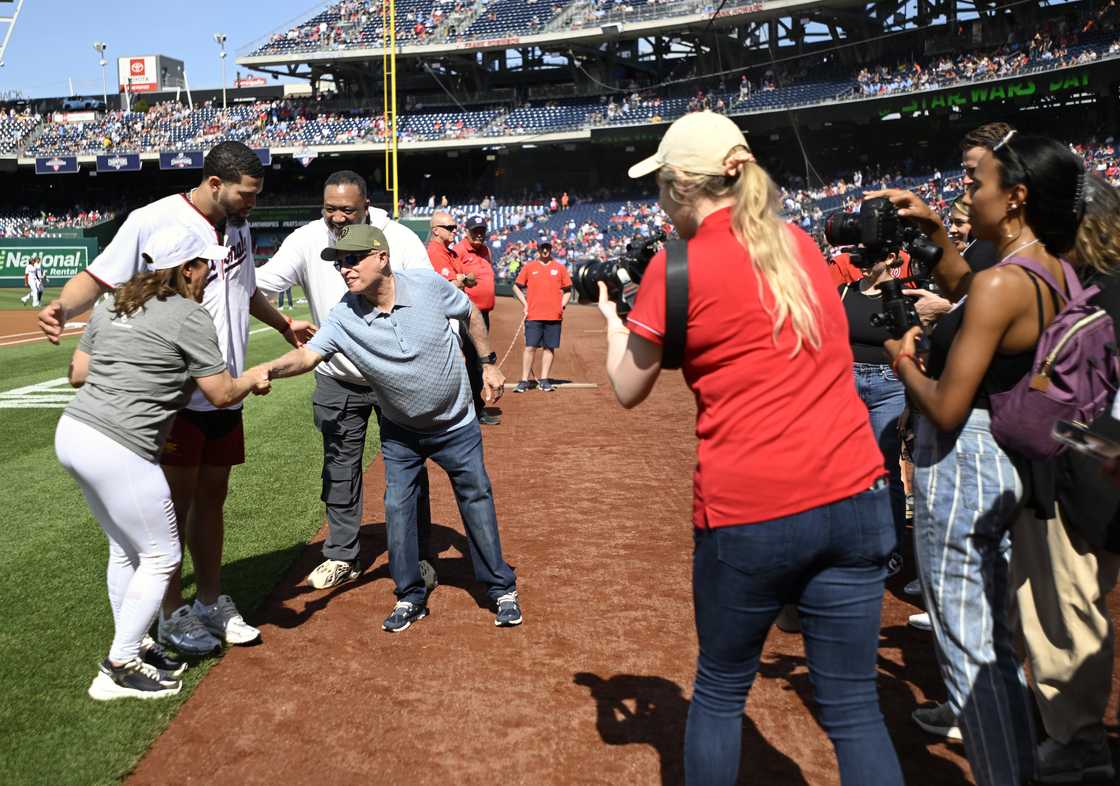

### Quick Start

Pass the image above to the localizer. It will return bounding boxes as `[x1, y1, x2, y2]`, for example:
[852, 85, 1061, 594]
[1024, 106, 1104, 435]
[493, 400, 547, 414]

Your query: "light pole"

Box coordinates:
[93, 41, 108, 109]
[213, 33, 227, 110]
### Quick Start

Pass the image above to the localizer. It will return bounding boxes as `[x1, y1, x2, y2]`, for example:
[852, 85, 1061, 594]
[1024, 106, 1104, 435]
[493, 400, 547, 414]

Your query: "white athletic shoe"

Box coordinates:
[307, 558, 363, 590]
[193, 595, 261, 645]
[88, 658, 181, 701]
[908, 612, 932, 631]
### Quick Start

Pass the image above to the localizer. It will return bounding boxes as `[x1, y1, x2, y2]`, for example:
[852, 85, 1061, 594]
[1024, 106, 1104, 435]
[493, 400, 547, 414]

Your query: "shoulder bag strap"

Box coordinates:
[662, 239, 689, 370]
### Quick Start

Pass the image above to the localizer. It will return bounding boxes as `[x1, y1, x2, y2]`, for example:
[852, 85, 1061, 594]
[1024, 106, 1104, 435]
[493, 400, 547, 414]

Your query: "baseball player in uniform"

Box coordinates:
[39, 141, 314, 655]
[256, 170, 439, 592]
[21, 256, 44, 306]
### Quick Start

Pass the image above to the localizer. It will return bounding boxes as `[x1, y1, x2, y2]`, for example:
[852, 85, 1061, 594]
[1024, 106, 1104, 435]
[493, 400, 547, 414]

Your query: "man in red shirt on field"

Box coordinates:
[513, 242, 571, 393]
[427, 210, 474, 290]
[452, 215, 496, 329]
[438, 213, 500, 426]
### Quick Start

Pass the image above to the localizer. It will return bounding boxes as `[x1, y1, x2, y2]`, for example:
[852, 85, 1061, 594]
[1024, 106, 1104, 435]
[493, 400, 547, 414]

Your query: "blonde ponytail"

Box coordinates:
[659, 146, 821, 355]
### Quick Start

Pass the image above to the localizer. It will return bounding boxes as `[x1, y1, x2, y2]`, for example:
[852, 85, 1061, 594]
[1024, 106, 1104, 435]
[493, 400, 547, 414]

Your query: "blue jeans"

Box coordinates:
[380, 418, 516, 605]
[685, 482, 903, 786]
[912, 409, 1034, 786]
[853, 363, 906, 543]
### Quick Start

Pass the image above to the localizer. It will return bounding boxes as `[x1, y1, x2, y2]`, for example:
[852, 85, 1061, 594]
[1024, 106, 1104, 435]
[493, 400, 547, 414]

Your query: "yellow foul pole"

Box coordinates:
[389, 0, 399, 218]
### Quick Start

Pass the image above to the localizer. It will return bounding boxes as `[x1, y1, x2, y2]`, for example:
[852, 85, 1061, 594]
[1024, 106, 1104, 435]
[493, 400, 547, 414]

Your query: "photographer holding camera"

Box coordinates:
[838, 252, 909, 574]
[596, 111, 903, 786]
[872, 132, 1086, 786]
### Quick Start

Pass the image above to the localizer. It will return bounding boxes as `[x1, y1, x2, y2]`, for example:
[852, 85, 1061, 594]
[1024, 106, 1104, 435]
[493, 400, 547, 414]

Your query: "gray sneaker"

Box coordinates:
[157, 605, 222, 656]
[420, 559, 439, 597]
[1037, 735, 1115, 784]
[193, 595, 261, 646]
[912, 702, 962, 741]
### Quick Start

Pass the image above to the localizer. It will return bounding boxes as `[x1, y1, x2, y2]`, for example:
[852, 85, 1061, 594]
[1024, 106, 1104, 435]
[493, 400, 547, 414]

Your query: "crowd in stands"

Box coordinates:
[250, 0, 725, 54]
[855, 26, 1108, 97]
[5, 26, 1120, 159]
[0, 206, 116, 238]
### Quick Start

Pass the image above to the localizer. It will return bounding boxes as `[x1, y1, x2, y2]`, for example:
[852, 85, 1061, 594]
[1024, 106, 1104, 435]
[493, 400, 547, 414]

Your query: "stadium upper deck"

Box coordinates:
[239, 0, 858, 64]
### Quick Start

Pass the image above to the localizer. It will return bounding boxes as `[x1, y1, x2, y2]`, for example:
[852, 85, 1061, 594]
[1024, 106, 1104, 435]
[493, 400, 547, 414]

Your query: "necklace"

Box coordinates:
[999, 237, 1041, 265]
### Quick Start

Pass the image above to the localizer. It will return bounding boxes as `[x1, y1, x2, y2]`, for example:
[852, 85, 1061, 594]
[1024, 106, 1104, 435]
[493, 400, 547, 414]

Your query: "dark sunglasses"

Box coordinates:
[436, 224, 457, 231]
[332, 250, 380, 270]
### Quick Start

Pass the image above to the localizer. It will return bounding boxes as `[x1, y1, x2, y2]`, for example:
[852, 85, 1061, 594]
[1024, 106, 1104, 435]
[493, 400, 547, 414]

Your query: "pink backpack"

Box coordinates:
[989, 257, 1120, 460]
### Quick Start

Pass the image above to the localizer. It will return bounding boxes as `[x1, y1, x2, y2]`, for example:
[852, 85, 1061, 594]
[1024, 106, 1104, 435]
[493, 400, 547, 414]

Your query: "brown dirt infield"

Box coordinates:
[128, 297, 1118, 785]
[0, 304, 88, 348]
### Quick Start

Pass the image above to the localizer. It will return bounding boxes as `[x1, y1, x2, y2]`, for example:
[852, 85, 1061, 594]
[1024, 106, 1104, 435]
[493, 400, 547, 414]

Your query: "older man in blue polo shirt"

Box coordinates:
[264, 224, 522, 632]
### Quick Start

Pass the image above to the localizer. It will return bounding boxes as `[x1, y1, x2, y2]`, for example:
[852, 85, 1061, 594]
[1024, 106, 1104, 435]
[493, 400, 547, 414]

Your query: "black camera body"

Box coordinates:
[869, 278, 923, 340]
[824, 196, 943, 285]
[571, 232, 665, 315]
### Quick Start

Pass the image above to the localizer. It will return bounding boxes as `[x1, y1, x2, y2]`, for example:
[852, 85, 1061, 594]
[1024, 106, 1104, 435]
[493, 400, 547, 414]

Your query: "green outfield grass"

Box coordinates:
[0, 294, 371, 785]
[0, 286, 63, 311]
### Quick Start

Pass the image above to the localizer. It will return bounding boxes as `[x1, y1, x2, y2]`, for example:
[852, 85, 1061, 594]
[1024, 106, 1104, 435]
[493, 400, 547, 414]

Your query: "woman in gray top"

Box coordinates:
[56, 226, 271, 701]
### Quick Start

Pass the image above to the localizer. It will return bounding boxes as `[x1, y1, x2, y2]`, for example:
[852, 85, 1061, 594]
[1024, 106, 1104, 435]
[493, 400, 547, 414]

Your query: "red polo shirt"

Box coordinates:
[452, 238, 496, 312]
[427, 239, 462, 282]
[625, 208, 885, 528]
[515, 259, 572, 321]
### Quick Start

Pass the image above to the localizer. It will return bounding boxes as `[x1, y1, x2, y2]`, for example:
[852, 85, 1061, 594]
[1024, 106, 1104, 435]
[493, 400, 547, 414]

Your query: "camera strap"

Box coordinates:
[662, 239, 688, 370]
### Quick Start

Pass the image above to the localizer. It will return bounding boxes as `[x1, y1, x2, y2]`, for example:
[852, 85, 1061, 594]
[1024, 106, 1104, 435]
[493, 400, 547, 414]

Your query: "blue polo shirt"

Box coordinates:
[307, 269, 475, 433]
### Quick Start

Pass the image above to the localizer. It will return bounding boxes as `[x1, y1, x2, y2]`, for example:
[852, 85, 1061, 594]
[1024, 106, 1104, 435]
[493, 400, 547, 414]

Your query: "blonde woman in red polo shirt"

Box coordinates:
[598, 112, 903, 786]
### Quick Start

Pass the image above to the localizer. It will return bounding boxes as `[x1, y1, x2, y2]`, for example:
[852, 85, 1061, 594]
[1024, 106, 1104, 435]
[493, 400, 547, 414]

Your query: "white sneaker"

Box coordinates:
[88, 658, 181, 701]
[908, 612, 932, 631]
[307, 558, 363, 590]
[193, 595, 261, 645]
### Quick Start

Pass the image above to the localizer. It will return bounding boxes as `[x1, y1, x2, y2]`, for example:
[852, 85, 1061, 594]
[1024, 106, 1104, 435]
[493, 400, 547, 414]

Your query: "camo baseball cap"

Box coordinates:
[320, 224, 389, 261]
[628, 111, 749, 179]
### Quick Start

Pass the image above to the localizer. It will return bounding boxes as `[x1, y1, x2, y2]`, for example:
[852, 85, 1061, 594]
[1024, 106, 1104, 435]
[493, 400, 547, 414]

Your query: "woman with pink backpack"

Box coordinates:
[869, 132, 1103, 786]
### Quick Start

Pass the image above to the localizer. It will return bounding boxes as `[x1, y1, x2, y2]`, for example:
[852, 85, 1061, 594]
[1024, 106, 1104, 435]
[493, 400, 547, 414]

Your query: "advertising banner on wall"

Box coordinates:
[0, 238, 98, 287]
[118, 55, 158, 93]
[159, 150, 203, 170]
[96, 153, 142, 173]
[34, 156, 79, 175]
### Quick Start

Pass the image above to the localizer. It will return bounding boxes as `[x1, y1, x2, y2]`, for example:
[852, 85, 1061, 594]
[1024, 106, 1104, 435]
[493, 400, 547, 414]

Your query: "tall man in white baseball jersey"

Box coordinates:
[38, 141, 315, 654]
[256, 170, 438, 591]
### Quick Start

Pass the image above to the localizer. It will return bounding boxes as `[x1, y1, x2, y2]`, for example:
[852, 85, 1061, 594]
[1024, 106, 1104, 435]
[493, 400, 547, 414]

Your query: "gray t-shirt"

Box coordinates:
[65, 295, 228, 461]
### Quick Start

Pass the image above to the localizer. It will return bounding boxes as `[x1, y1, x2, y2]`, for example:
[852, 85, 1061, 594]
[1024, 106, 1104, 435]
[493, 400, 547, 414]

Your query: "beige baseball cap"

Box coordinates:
[628, 111, 750, 179]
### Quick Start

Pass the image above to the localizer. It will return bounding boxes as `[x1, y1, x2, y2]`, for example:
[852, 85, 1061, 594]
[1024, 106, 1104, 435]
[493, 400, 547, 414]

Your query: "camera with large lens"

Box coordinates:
[571, 232, 665, 315]
[823, 196, 943, 285]
[869, 278, 923, 339]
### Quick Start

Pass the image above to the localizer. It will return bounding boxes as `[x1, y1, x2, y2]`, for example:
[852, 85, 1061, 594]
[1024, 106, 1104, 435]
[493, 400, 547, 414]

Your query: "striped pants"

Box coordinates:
[912, 409, 1035, 786]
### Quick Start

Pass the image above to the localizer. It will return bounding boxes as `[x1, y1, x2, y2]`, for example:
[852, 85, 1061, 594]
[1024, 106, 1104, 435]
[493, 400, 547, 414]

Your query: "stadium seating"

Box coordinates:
[0, 114, 41, 155]
[0, 207, 116, 238]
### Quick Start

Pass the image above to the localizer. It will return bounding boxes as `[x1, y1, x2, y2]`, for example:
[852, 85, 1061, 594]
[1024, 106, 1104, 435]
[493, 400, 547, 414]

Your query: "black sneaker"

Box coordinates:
[140, 635, 186, 680]
[382, 601, 429, 633]
[538, 379, 555, 392]
[513, 380, 531, 393]
[87, 658, 182, 701]
[494, 592, 523, 627]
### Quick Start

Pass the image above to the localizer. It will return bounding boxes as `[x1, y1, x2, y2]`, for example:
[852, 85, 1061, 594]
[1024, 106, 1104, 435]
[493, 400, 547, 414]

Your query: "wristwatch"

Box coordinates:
[479, 352, 498, 366]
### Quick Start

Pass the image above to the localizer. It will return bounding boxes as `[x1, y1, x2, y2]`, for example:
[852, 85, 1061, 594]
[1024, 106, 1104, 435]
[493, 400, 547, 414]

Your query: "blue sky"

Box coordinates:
[0, 0, 327, 98]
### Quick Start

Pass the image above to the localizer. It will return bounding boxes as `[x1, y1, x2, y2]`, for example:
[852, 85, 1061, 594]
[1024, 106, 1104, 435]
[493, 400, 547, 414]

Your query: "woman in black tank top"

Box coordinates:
[840, 252, 907, 568]
[864, 133, 1086, 786]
